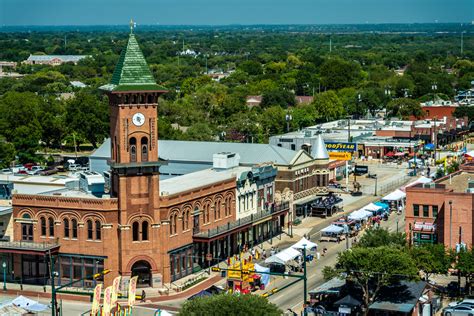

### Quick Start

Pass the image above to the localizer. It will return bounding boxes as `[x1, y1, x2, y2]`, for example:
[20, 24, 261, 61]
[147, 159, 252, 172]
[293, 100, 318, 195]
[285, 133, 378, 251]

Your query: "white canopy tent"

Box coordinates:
[382, 189, 406, 201]
[265, 247, 301, 265]
[321, 224, 344, 234]
[348, 209, 373, 221]
[401, 176, 432, 191]
[292, 237, 318, 250]
[362, 203, 382, 212]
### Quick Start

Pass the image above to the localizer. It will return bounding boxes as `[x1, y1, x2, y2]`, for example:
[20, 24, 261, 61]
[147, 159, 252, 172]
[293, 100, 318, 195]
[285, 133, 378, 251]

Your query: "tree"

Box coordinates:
[454, 105, 474, 123]
[259, 106, 286, 139]
[320, 57, 363, 90]
[357, 85, 387, 117]
[0, 138, 15, 168]
[65, 90, 109, 148]
[386, 98, 423, 119]
[261, 88, 295, 109]
[327, 246, 418, 308]
[455, 248, 474, 295]
[357, 227, 406, 248]
[312, 91, 345, 122]
[178, 294, 281, 316]
[409, 244, 451, 280]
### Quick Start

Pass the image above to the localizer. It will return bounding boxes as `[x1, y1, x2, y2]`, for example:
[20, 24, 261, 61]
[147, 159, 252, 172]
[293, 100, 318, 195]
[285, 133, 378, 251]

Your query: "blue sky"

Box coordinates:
[1, 0, 472, 25]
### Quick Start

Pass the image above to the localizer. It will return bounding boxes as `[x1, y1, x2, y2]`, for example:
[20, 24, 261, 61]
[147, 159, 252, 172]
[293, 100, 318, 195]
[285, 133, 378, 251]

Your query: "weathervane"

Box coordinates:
[130, 19, 135, 34]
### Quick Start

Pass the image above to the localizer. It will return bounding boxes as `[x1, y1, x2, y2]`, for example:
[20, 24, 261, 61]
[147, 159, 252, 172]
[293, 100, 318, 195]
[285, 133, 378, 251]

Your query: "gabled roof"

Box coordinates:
[91, 139, 300, 166]
[100, 33, 167, 92]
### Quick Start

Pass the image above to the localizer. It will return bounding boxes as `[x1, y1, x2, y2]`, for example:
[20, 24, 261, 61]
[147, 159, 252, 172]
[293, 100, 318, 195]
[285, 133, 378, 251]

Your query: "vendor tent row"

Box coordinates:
[264, 237, 317, 265]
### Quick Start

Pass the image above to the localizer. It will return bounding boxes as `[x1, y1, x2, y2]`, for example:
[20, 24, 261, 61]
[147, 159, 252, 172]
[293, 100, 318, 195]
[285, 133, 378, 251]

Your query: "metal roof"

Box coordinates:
[91, 139, 299, 166]
[309, 277, 345, 295]
[369, 281, 427, 313]
[26, 55, 88, 62]
[100, 33, 167, 92]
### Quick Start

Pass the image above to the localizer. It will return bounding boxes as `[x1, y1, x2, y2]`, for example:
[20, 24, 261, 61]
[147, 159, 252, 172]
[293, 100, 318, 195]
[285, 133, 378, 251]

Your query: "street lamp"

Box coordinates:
[302, 244, 308, 316]
[285, 114, 292, 133]
[2, 261, 6, 291]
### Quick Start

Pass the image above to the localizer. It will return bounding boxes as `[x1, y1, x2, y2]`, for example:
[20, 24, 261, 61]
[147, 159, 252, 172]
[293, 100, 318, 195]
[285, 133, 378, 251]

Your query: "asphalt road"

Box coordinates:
[267, 209, 405, 313]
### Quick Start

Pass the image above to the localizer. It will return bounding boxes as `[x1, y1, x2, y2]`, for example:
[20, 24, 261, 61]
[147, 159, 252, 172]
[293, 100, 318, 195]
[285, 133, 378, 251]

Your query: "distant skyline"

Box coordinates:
[1, 0, 473, 26]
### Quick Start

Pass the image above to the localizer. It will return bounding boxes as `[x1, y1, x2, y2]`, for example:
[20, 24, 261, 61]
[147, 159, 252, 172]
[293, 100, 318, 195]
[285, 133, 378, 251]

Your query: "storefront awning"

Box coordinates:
[0, 241, 60, 255]
[413, 221, 436, 232]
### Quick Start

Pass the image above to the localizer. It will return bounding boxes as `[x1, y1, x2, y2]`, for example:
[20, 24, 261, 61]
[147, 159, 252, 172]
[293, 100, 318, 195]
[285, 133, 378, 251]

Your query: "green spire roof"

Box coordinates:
[100, 33, 167, 92]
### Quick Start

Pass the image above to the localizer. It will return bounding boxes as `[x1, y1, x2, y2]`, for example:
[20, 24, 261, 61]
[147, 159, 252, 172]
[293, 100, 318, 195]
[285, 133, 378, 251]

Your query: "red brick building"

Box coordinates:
[1, 32, 289, 289]
[405, 164, 474, 248]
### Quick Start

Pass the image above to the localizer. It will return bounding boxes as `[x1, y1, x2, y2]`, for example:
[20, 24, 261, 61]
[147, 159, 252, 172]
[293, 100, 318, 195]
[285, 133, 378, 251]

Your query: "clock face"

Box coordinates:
[132, 113, 145, 126]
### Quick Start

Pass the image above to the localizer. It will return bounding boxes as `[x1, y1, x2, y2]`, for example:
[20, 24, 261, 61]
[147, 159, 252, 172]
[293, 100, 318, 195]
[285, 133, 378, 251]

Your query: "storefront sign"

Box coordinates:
[326, 142, 357, 152]
[329, 152, 352, 161]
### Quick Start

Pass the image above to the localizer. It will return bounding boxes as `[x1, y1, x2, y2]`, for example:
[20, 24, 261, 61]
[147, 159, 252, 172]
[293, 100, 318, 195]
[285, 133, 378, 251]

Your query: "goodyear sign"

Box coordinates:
[329, 152, 352, 161]
[325, 142, 357, 152]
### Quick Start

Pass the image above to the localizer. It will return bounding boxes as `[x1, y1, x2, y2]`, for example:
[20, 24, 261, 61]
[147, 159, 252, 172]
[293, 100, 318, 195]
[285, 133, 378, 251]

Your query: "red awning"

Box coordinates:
[385, 151, 395, 157]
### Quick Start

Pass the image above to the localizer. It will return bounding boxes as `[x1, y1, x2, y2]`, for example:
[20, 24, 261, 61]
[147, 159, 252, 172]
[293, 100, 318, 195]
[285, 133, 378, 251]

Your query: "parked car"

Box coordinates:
[39, 167, 58, 176]
[27, 166, 44, 175]
[11, 164, 27, 173]
[0, 168, 12, 174]
[443, 304, 474, 316]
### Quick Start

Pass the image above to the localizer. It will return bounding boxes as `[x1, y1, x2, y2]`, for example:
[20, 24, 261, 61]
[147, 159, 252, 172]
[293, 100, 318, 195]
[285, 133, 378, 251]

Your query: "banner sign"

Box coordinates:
[329, 152, 352, 161]
[111, 276, 121, 305]
[91, 284, 103, 316]
[102, 286, 113, 316]
[325, 142, 357, 152]
[128, 276, 138, 306]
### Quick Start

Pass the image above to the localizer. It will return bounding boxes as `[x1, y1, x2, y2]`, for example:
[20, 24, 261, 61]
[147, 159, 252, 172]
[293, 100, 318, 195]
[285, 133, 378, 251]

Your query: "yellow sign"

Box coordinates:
[91, 284, 103, 316]
[329, 152, 352, 161]
[227, 262, 255, 281]
[128, 276, 138, 306]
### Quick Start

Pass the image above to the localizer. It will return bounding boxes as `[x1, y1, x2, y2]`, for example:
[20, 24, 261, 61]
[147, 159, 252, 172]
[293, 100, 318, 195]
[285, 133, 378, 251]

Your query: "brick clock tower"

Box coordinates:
[100, 25, 167, 281]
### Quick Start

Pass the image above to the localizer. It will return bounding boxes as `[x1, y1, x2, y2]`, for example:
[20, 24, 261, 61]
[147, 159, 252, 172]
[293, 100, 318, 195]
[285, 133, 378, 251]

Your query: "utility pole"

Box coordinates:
[449, 200, 453, 249]
[49, 250, 57, 316]
[458, 226, 462, 297]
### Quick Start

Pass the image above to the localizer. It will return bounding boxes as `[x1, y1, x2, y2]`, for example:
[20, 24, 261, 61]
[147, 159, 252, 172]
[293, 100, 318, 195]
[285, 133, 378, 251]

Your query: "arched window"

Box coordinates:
[40, 217, 46, 236]
[87, 220, 93, 240]
[141, 137, 148, 162]
[95, 220, 101, 240]
[132, 222, 139, 241]
[170, 214, 177, 235]
[63, 218, 70, 238]
[215, 201, 221, 219]
[130, 137, 137, 162]
[72, 219, 78, 238]
[142, 221, 149, 241]
[48, 217, 55, 237]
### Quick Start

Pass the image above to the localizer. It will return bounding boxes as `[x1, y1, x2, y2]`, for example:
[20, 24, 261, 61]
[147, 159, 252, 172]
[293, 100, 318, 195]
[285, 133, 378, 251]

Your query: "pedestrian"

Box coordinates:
[270, 247, 275, 256]
[251, 248, 255, 257]
[322, 247, 328, 256]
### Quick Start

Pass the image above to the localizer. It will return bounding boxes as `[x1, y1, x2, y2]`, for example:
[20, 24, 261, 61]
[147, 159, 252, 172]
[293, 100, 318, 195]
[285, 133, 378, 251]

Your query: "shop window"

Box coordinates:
[48, 217, 55, 237]
[72, 219, 78, 239]
[64, 219, 70, 238]
[87, 220, 93, 240]
[432, 205, 438, 218]
[142, 221, 149, 241]
[40, 217, 47, 236]
[95, 221, 101, 240]
[423, 205, 429, 217]
[132, 222, 139, 241]
[413, 205, 419, 217]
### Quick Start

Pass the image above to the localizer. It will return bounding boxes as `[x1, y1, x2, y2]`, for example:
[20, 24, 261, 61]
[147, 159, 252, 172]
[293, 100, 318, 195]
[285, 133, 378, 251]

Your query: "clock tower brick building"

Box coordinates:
[4, 31, 289, 290]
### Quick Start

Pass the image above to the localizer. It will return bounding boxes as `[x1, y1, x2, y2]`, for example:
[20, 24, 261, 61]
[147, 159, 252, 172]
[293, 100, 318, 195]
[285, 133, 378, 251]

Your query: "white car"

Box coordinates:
[27, 166, 44, 175]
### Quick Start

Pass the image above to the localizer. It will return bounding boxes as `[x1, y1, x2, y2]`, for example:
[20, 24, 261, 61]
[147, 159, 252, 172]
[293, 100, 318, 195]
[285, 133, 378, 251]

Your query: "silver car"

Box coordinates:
[444, 304, 474, 316]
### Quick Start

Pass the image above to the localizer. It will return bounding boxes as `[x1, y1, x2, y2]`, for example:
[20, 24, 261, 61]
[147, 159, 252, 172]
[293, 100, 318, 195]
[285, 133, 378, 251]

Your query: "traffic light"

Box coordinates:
[211, 267, 221, 272]
[242, 270, 250, 275]
[93, 269, 111, 279]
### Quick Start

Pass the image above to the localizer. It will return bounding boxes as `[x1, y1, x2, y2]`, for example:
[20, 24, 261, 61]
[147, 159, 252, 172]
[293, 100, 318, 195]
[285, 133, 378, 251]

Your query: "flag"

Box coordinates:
[102, 286, 113, 316]
[91, 284, 103, 316]
[128, 276, 138, 307]
[111, 276, 121, 305]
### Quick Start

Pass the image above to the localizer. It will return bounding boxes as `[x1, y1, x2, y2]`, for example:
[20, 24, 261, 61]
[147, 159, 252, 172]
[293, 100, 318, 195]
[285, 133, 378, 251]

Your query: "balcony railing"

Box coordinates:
[0, 240, 60, 252]
[194, 202, 289, 239]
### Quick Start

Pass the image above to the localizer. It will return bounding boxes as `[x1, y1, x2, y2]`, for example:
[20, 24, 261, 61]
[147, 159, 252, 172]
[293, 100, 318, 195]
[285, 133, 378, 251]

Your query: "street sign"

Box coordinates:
[329, 152, 352, 161]
[325, 142, 357, 152]
[354, 165, 368, 175]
